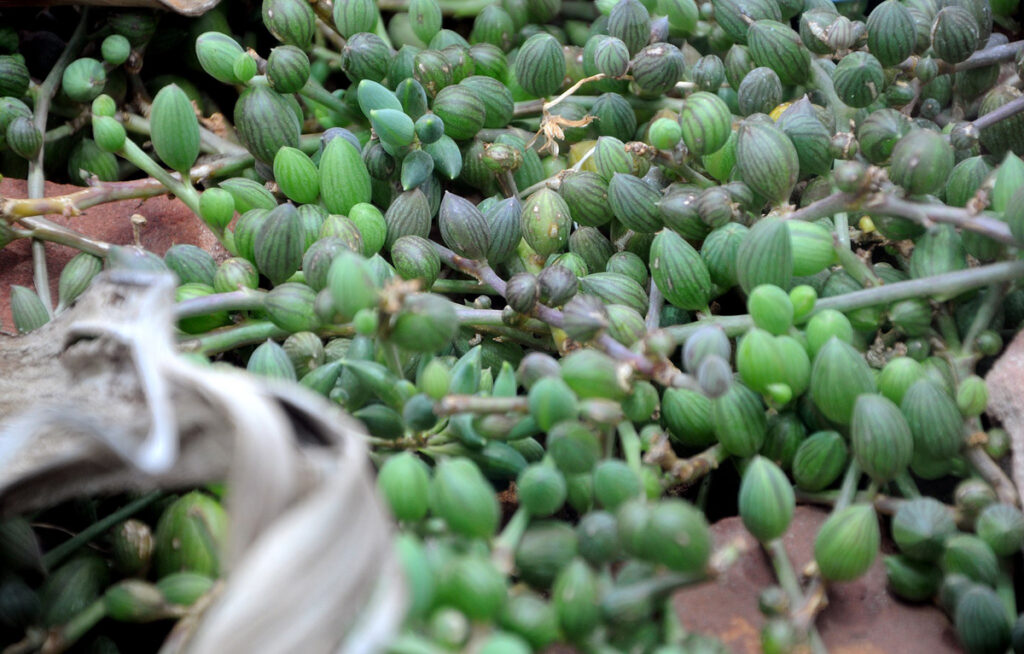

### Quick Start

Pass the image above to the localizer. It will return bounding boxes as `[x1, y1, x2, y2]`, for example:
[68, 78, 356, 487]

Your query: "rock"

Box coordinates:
[673, 505, 962, 653]
[985, 328, 1024, 504]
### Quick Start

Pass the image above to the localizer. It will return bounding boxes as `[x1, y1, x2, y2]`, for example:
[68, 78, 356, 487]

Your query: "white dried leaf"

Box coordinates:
[0, 271, 406, 653]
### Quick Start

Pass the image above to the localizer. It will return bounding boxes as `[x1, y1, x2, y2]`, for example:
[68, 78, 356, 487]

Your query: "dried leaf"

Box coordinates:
[0, 271, 406, 653]
[528, 111, 597, 157]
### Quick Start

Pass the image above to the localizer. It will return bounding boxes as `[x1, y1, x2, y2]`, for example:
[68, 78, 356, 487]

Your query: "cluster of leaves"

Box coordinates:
[3, 0, 1024, 652]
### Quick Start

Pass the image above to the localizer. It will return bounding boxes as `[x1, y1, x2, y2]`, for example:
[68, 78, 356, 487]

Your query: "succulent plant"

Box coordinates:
[3, 2, 1024, 651]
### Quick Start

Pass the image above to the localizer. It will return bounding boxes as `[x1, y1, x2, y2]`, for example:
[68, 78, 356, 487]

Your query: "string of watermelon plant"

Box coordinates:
[376, 0, 498, 17]
[0, 152, 258, 261]
[3, 221, 112, 257]
[120, 112, 249, 157]
[926, 316, 1010, 507]
[174, 287, 269, 320]
[43, 120, 84, 146]
[654, 150, 718, 189]
[666, 260, 1024, 342]
[646, 283, 664, 331]
[809, 58, 856, 128]
[786, 184, 1018, 245]
[959, 282, 1008, 357]
[434, 395, 528, 415]
[0, 150, 264, 223]
[178, 301, 553, 356]
[795, 488, 907, 516]
[512, 93, 695, 119]
[182, 320, 290, 355]
[447, 306, 550, 335]
[785, 461, 866, 643]
[902, 38, 1024, 74]
[964, 443, 1019, 506]
[515, 140, 597, 197]
[245, 49, 355, 118]
[870, 195, 1014, 243]
[970, 93, 1024, 131]
[429, 278, 496, 294]
[115, 136, 203, 217]
[23, 11, 90, 316]
[5, 0, 1024, 650]
[643, 433, 729, 488]
[938, 296, 1015, 504]
[831, 227, 882, 288]
[431, 240, 704, 391]
[0, 179, 166, 221]
[42, 491, 164, 570]
[0, 124, 332, 228]
[766, 539, 828, 654]
[175, 244, 1024, 373]
[452, 322, 556, 349]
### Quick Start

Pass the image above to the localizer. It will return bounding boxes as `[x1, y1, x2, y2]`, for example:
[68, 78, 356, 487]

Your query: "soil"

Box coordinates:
[674, 506, 963, 654]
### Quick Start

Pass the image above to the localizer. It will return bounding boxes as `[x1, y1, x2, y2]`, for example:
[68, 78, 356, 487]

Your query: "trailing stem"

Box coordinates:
[25, 10, 90, 315]
[665, 261, 1024, 344]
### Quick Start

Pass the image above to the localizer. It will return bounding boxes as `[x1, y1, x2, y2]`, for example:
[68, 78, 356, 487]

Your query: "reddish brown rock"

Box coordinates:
[0, 178, 224, 328]
[674, 506, 963, 654]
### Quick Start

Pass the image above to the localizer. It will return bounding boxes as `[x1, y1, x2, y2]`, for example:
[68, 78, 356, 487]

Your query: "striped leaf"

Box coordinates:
[735, 116, 799, 205]
[514, 33, 565, 98]
[608, 173, 662, 233]
[650, 229, 712, 311]
[679, 91, 732, 156]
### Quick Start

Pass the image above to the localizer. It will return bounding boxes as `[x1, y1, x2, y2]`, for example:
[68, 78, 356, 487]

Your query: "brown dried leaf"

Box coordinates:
[529, 111, 597, 157]
[200, 112, 232, 139]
